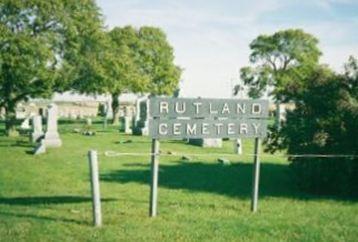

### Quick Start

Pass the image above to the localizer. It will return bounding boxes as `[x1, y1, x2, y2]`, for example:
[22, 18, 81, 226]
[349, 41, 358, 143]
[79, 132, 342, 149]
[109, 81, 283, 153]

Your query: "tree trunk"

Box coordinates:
[4, 104, 19, 137]
[111, 93, 121, 126]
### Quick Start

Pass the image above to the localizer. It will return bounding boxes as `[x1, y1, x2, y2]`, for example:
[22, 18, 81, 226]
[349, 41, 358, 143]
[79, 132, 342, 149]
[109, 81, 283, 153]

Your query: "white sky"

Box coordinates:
[97, 0, 358, 98]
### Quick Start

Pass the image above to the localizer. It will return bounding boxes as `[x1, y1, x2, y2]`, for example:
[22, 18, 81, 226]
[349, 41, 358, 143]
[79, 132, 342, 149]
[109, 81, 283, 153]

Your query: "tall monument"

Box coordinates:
[42, 103, 62, 147]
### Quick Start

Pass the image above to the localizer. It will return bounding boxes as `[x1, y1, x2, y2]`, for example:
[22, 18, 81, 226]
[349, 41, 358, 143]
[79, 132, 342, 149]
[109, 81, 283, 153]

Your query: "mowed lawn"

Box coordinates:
[0, 120, 357, 242]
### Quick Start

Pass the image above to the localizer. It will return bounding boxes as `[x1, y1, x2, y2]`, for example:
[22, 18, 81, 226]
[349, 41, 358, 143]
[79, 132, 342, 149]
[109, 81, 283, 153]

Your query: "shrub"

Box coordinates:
[266, 57, 358, 197]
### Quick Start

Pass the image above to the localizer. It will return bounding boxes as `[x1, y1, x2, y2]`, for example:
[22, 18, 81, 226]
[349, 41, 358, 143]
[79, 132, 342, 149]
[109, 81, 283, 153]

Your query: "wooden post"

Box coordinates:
[251, 138, 261, 212]
[88, 150, 102, 227]
[149, 138, 160, 217]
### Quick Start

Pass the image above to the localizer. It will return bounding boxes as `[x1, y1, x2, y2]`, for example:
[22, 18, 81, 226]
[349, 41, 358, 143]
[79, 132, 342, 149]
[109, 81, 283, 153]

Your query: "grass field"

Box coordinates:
[0, 119, 357, 241]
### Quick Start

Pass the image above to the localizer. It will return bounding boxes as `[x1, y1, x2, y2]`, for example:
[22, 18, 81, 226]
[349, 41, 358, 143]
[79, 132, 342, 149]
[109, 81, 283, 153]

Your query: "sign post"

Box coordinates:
[148, 97, 268, 216]
[251, 137, 261, 212]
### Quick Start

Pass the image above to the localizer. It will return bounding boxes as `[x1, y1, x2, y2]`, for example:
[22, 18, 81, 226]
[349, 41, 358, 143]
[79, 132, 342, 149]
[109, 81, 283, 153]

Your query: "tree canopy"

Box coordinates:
[0, 0, 181, 130]
[240, 29, 321, 101]
[72, 25, 181, 125]
[0, 0, 106, 135]
[137, 27, 181, 96]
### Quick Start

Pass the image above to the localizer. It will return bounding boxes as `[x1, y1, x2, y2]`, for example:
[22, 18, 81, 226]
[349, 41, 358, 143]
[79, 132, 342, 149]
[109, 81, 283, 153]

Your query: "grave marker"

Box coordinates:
[42, 103, 62, 147]
[31, 115, 44, 143]
[34, 103, 62, 154]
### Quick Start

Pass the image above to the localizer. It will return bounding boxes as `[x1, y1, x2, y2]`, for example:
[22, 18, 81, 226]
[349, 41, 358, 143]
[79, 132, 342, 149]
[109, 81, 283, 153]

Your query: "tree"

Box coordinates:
[266, 58, 358, 196]
[0, 0, 106, 135]
[138, 26, 181, 96]
[71, 25, 181, 126]
[107, 26, 149, 125]
[240, 29, 321, 128]
[80, 26, 181, 126]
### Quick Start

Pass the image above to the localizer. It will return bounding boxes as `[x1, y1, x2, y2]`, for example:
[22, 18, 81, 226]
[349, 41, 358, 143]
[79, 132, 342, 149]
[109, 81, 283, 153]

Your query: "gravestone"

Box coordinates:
[41, 103, 62, 147]
[106, 100, 113, 119]
[123, 106, 133, 134]
[86, 118, 92, 126]
[20, 117, 31, 129]
[31, 115, 44, 143]
[124, 116, 132, 134]
[279, 104, 286, 122]
[134, 98, 149, 135]
[234, 138, 242, 154]
[218, 158, 231, 165]
[189, 138, 223, 148]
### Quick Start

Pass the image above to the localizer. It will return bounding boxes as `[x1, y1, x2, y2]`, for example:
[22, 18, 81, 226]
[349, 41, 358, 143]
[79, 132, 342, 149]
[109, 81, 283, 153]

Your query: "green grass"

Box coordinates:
[0, 119, 357, 241]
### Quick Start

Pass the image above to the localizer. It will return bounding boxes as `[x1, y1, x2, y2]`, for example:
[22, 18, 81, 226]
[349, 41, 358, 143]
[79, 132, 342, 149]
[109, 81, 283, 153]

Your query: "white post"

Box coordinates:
[149, 139, 160, 217]
[88, 150, 102, 227]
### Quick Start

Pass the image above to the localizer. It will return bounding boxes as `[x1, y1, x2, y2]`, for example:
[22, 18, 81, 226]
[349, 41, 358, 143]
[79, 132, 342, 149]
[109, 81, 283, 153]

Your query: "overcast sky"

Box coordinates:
[97, 0, 358, 98]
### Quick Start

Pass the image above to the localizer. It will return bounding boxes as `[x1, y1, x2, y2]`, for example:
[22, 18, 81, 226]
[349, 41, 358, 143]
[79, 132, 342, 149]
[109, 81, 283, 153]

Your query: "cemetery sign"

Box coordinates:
[149, 98, 269, 139]
[147, 97, 269, 217]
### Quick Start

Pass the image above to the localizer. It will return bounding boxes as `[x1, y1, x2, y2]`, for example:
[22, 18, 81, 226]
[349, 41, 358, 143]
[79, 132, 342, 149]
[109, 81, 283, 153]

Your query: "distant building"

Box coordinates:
[13, 92, 141, 120]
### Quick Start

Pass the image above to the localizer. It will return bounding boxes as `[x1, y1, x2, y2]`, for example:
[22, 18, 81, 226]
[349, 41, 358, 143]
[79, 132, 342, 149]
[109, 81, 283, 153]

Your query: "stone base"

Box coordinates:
[42, 131, 62, 147]
[189, 138, 223, 148]
[42, 138, 62, 148]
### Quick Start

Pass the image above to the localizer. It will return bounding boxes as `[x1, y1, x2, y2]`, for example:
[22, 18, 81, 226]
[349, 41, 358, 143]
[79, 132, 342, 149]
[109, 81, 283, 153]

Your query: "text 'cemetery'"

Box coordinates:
[149, 98, 269, 139]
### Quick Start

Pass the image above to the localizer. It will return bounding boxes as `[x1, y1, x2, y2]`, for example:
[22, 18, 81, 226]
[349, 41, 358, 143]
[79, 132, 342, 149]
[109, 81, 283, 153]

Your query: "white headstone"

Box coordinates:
[124, 116, 132, 134]
[31, 115, 44, 143]
[234, 138, 242, 154]
[20, 117, 31, 129]
[279, 104, 286, 122]
[86, 118, 92, 126]
[41, 103, 62, 147]
[106, 100, 113, 119]
[189, 138, 223, 148]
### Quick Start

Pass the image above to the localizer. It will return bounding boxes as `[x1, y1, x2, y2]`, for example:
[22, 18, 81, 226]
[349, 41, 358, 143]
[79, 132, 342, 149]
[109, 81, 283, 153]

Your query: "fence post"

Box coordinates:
[251, 138, 261, 212]
[149, 138, 160, 217]
[88, 150, 102, 226]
